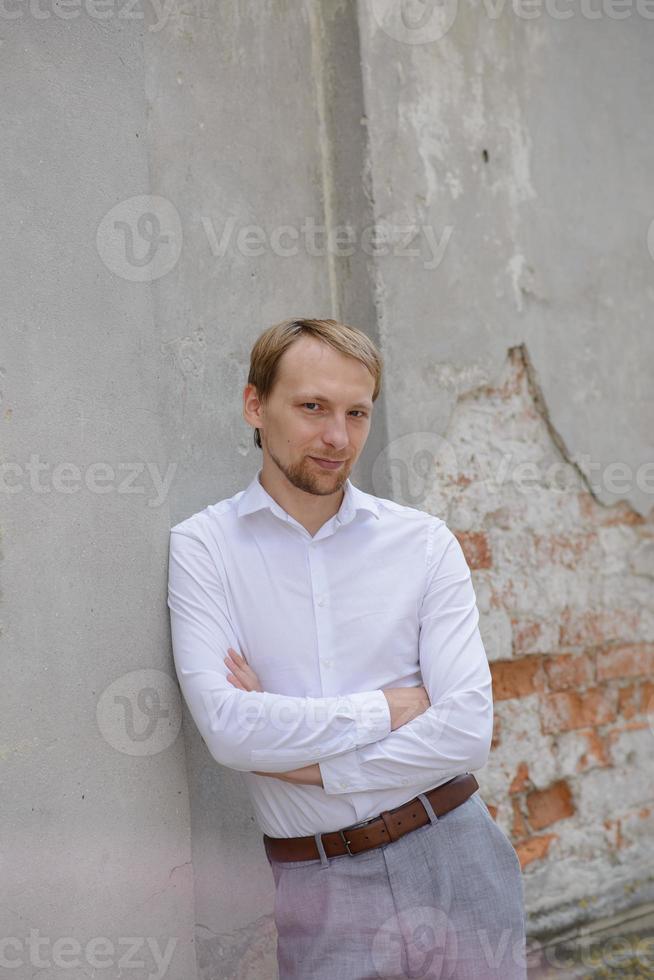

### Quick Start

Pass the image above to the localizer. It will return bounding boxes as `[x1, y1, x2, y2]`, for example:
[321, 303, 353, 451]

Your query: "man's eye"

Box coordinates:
[302, 403, 368, 417]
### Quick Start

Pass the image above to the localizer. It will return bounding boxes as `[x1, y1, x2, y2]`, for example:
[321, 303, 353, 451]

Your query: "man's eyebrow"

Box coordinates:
[294, 393, 374, 410]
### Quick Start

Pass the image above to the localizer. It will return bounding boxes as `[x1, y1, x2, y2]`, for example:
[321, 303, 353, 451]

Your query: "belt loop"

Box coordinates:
[417, 791, 439, 825]
[313, 831, 330, 868]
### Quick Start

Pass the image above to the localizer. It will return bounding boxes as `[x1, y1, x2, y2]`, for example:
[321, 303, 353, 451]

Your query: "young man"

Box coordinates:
[167, 318, 527, 979]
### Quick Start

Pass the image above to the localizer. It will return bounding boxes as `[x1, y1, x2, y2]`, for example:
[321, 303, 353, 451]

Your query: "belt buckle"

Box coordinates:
[338, 828, 354, 856]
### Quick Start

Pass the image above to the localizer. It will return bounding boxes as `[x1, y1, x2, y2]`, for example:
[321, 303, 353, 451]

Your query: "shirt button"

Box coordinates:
[317, 596, 326, 606]
[339, 780, 349, 788]
[323, 659, 333, 668]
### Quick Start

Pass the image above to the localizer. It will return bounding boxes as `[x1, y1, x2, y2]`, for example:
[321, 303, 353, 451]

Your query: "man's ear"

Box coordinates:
[243, 383, 264, 428]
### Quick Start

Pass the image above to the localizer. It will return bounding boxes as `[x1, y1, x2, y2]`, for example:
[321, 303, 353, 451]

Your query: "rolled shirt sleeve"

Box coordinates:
[319, 520, 493, 794]
[167, 528, 391, 773]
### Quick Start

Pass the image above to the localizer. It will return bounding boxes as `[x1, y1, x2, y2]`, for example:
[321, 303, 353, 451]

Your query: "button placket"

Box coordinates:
[307, 543, 335, 683]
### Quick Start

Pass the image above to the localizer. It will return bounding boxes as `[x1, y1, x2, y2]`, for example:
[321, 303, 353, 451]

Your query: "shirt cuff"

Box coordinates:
[319, 745, 366, 794]
[319, 690, 390, 795]
[348, 689, 391, 747]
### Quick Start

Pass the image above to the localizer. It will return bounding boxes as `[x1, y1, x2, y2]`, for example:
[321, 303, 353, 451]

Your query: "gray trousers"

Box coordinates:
[265, 789, 527, 980]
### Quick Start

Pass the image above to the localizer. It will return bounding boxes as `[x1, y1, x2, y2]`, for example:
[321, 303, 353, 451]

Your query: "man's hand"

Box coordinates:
[224, 647, 322, 785]
[382, 685, 431, 730]
[224, 647, 264, 692]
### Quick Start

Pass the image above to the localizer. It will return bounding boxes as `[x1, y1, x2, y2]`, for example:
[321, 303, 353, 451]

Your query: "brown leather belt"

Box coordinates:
[263, 772, 479, 863]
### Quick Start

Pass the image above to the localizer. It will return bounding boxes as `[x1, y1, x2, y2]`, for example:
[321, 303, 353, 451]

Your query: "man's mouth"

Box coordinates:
[309, 456, 346, 470]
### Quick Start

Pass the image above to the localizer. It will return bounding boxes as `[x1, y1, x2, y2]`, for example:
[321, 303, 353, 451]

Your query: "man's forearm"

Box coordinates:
[250, 687, 432, 786]
[319, 686, 493, 794]
[254, 763, 324, 786]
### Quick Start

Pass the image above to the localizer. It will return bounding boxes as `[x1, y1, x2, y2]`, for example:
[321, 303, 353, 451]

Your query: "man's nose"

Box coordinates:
[319, 416, 349, 449]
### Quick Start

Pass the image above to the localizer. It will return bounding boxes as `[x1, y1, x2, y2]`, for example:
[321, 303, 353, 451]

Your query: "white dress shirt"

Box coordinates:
[167, 467, 493, 838]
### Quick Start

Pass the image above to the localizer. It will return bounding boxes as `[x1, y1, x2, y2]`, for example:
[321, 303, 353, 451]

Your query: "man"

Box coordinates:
[167, 317, 527, 979]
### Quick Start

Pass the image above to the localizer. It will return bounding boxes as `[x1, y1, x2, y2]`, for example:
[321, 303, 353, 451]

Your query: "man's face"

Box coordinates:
[251, 335, 375, 496]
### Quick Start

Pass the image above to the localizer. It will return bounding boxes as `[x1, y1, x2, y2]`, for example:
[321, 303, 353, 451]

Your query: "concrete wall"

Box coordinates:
[1, 11, 196, 980]
[2, 1, 652, 978]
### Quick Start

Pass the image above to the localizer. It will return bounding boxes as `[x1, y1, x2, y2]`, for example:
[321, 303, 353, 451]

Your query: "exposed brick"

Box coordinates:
[491, 656, 546, 701]
[490, 580, 518, 610]
[577, 729, 611, 771]
[455, 531, 492, 569]
[578, 494, 645, 526]
[596, 643, 654, 681]
[511, 799, 528, 839]
[559, 607, 641, 648]
[641, 681, 654, 715]
[533, 531, 599, 570]
[543, 652, 594, 691]
[491, 714, 502, 749]
[511, 618, 557, 657]
[515, 833, 558, 869]
[617, 682, 640, 720]
[484, 503, 528, 530]
[487, 802, 498, 821]
[552, 727, 612, 774]
[509, 762, 531, 795]
[540, 687, 618, 734]
[606, 722, 650, 746]
[526, 779, 575, 830]
[603, 817, 626, 851]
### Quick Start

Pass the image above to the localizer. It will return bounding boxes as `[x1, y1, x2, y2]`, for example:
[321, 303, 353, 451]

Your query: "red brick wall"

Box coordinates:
[433, 346, 654, 887]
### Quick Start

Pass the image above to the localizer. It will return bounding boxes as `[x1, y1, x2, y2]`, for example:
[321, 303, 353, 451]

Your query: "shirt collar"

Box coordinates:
[236, 466, 380, 528]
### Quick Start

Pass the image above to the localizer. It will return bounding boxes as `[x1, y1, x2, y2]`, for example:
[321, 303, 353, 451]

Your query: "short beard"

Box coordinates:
[267, 445, 349, 496]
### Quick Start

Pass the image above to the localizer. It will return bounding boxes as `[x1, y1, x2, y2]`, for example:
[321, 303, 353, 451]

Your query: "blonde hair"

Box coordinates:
[247, 318, 383, 449]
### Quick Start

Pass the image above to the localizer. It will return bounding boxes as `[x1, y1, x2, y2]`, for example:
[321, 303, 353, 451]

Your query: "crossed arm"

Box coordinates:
[222, 647, 341, 787]
[167, 520, 493, 794]
[168, 528, 401, 776]
[222, 648, 429, 786]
